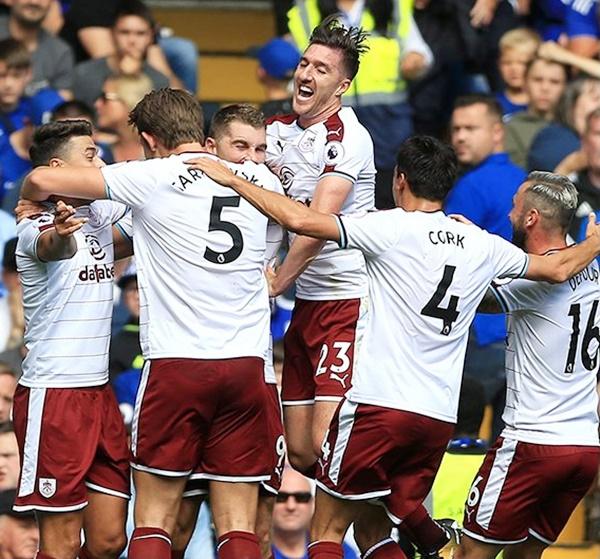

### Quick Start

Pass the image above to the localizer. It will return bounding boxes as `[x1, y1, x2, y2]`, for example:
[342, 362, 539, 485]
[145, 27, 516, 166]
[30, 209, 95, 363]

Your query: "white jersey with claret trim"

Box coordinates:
[493, 262, 600, 446]
[16, 200, 130, 388]
[266, 107, 375, 301]
[102, 153, 284, 361]
[336, 209, 530, 423]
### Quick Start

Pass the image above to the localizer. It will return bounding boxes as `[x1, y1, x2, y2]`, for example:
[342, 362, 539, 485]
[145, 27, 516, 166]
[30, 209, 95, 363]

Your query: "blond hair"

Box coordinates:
[107, 73, 154, 112]
[499, 28, 541, 58]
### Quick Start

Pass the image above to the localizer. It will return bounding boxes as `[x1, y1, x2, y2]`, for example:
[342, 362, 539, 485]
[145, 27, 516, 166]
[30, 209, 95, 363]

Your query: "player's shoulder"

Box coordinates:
[239, 161, 282, 192]
[17, 211, 54, 235]
[321, 107, 369, 143]
[266, 113, 299, 130]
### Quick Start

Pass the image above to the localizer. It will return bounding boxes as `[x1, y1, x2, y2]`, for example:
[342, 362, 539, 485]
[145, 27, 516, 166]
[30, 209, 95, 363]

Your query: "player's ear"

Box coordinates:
[524, 208, 539, 228]
[204, 137, 217, 154]
[335, 78, 351, 97]
[48, 157, 64, 168]
[140, 131, 158, 153]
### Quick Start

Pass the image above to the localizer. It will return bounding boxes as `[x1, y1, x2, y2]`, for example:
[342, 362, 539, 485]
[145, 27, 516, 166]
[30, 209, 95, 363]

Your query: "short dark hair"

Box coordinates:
[129, 88, 205, 149]
[209, 104, 265, 139]
[51, 100, 95, 123]
[308, 14, 368, 79]
[29, 120, 93, 168]
[114, 0, 155, 29]
[395, 136, 458, 202]
[0, 38, 30, 70]
[453, 94, 503, 122]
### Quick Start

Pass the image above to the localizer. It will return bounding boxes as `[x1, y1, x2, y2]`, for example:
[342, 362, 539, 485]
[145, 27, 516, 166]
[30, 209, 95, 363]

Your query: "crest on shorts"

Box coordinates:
[39, 478, 56, 498]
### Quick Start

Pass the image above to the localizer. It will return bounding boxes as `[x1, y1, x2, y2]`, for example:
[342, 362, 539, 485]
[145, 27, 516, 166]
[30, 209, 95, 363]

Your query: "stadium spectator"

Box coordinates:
[0, 421, 19, 490]
[0, 368, 16, 427]
[0, 39, 63, 203]
[271, 467, 357, 559]
[571, 109, 600, 236]
[528, 76, 600, 172]
[94, 73, 153, 161]
[564, 0, 600, 59]
[446, 95, 526, 440]
[287, 0, 433, 209]
[504, 56, 567, 169]
[495, 28, 541, 118]
[71, 0, 168, 108]
[0, 0, 73, 98]
[0, 489, 39, 559]
[0, 239, 23, 354]
[256, 37, 300, 118]
[62, 0, 196, 91]
[0, 207, 16, 282]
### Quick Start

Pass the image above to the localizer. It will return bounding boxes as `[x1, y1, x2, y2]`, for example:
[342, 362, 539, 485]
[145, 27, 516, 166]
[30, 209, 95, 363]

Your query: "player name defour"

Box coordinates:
[568, 264, 599, 292]
[78, 263, 115, 283]
[428, 230, 465, 249]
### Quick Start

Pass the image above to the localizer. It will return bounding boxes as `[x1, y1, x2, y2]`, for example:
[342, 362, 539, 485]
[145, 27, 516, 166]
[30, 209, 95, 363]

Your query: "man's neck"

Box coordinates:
[298, 100, 342, 128]
[155, 142, 205, 158]
[8, 17, 39, 50]
[271, 529, 307, 558]
[526, 232, 568, 255]
[401, 193, 443, 213]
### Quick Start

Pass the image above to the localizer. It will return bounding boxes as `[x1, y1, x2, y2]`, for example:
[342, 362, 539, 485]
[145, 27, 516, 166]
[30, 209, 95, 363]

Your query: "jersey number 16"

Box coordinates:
[564, 301, 600, 374]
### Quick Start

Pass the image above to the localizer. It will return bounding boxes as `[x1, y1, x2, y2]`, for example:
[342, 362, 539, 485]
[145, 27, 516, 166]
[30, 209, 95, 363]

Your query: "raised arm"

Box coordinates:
[22, 166, 107, 202]
[37, 201, 87, 262]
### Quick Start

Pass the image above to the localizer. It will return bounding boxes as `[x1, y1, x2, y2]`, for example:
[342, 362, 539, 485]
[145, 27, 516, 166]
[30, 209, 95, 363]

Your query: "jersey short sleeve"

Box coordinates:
[321, 128, 372, 184]
[565, 1, 599, 38]
[337, 209, 401, 258]
[487, 232, 529, 280]
[16, 213, 54, 259]
[102, 159, 166, 210]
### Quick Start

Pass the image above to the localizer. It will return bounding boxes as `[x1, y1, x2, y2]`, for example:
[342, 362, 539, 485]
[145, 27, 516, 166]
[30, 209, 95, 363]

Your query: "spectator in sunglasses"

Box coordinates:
[271, 466, 358, 559]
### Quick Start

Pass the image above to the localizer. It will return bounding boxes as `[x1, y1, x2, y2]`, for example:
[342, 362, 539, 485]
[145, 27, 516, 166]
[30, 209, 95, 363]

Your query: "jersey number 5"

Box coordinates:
[204, 196, 244, 264]
[421, 265, 460, 336]
[564, 301, 600, 374]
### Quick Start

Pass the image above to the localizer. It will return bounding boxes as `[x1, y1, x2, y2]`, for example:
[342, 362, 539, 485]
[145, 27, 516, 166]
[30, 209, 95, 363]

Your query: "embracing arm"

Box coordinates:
[525, 216, 600, 282]
[22, 167, 107, 202]
[36, 201, 87, 262]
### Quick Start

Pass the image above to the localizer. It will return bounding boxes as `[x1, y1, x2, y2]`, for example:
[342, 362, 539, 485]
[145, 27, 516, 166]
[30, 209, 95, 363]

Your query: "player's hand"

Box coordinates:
[54, 200, 87, 237]
[185, 156, 237, 188]
[265, 263, 278, 297]
[448, 214, 474, 226]
[584, 213, 600, 243]
[14, 198, 46, 223]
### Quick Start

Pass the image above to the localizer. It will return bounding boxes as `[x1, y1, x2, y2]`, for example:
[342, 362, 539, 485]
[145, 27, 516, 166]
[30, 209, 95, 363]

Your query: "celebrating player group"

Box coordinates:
[10, 14, 600, 559]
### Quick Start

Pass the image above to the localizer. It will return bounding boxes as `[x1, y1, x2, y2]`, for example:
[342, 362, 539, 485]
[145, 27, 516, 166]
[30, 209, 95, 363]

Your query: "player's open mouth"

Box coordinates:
[297, 85, 314, 99]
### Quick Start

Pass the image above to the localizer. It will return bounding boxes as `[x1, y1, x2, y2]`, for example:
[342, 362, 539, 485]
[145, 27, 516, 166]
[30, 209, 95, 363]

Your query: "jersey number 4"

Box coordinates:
[564, 301, 600, 374]
[421, 265, 460, 336]
[204, 196, 244, 264]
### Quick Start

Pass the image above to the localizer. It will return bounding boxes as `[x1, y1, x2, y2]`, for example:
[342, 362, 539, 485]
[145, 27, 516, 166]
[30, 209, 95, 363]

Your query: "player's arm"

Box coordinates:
[525, 215, 600, 283]
[187, 156, 341, 237]
[21, 166, 107, 202]
[36, 201, 87, 262]
[112, 226, 134, 260]
[270, 174, 351, 295]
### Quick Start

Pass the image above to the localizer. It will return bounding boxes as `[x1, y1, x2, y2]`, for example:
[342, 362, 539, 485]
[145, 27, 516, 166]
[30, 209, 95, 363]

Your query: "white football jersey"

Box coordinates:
[102, 154, 284, 361]
[336, 209, 529, 423]
[17, 201, 130, 388]
[493, 262, 600, 446]
[266, 107, 375, 300]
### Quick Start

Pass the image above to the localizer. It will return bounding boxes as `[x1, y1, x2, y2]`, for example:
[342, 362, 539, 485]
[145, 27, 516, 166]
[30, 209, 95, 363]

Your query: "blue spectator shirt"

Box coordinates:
[565, 0, 599, 38]
[0, 136, 31, 202]
[445, 153, 526, 346]
[496, 92, 527, 119]
[527, 123, 580, 172]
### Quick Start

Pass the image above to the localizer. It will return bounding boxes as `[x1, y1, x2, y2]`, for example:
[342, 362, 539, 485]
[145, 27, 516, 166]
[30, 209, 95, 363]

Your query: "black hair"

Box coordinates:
[308, 14, 368, 79]
[29, 120, 93, 168]
[114, 0, 155, 29]
[395, 136, 458, 202]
